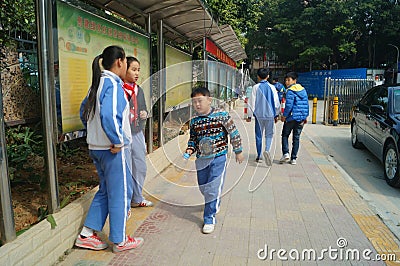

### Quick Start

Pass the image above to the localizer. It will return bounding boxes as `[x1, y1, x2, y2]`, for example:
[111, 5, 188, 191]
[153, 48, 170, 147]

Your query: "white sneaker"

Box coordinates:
[202, 224, 215, 234]
[290, 159, 297, 165]
[132, 199, 154, 207]
[279, 153, 290, 163]
[263, 151, 272, 166]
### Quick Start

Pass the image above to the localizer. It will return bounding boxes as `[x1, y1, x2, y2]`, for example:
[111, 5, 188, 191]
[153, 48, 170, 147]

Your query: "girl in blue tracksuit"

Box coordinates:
[76, 46, 143, 253]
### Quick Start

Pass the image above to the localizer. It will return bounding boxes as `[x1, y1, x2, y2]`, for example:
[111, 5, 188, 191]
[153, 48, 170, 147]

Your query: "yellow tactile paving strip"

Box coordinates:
[303, 138, 400, 265]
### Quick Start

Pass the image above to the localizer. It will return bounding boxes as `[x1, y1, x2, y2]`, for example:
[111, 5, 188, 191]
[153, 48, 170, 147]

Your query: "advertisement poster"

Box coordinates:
[56, 1, 150, 132]
[165, 45, 192, 111]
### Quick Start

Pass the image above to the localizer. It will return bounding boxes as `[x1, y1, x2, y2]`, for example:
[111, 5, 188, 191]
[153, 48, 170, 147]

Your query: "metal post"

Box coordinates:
[333, 96, 339, 126]
[203, 37, 208, 89]
[0, 70, 16, 243]
[312, 97, 317, 124]
[157, 19, 164, 147]
[146, 14, 153, 153]
[36, 0, 59, 213]
[388, 44, 399, 83]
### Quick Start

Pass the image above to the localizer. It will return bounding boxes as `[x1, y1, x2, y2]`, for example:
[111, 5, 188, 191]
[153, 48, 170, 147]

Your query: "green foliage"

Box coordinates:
[205, 0, 263, 46]
[245, 0, 400, 71]
[58, 142, 80, 159]
[0, 0, 36, 45]
[6, 125, 44, 181]
[38, 206, 57, 229]
[46, 214, 57, 229]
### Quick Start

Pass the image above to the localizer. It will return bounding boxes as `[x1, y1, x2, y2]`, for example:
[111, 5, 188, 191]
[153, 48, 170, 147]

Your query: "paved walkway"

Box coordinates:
[58, 101, 400, 265]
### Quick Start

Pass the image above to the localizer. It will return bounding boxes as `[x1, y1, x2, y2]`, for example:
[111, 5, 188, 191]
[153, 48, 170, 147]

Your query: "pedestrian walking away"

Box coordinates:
[77, 45, 143, 253]
[279, 71, 309, 165]
[272, 76, 286, 104]
[184, 87, 244, 234]
[123, 56, 153, 208]
[248, 68, 280, 166]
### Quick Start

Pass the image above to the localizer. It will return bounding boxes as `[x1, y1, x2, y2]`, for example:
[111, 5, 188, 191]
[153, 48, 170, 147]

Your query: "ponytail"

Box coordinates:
[82, 55, 102, 121]
[82, 45, 125, 121]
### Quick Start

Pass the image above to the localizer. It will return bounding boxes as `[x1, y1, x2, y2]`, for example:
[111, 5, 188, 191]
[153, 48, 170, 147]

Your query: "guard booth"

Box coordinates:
[0, 0, 247, 263]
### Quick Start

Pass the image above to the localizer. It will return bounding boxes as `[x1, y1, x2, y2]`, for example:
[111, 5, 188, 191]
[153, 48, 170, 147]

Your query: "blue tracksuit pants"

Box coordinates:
[255, 117, 275, 158]
[195, 154, 227, 225]
[130, 131, 147, 203]
[84, 147, 133, 244]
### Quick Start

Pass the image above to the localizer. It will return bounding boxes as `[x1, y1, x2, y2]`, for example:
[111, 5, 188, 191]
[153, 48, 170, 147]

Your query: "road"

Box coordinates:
[303, 100, 400, 241]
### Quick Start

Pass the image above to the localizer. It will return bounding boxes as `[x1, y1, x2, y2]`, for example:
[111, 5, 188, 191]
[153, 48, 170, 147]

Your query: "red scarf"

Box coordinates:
[123, 83, 138, 125]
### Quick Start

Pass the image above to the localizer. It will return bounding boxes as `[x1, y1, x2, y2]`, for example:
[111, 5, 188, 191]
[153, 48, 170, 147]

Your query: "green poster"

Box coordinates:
[56, 0, 150, 132]
[165, 45, 192, 111]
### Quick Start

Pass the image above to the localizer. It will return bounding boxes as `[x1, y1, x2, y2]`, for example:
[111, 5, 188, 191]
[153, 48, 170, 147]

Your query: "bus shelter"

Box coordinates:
[0, 0, 246, 249]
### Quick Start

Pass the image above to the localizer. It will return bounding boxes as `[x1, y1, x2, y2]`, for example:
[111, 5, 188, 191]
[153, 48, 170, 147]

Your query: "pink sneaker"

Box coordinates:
[112, 236, 144, 253]
[75, 233, 108, 250]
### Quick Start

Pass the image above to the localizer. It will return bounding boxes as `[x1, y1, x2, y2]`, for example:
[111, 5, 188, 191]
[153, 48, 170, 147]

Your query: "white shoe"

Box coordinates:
[263, 151, 272, 166]
[132, 199, 154, 207]
[279, 153, 290, 164]
[290, 159, 297, 165]
[202, 224, 215, 234]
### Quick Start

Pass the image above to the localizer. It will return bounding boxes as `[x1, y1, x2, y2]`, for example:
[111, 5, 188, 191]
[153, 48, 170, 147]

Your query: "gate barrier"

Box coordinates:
[323, 78, 374, 125]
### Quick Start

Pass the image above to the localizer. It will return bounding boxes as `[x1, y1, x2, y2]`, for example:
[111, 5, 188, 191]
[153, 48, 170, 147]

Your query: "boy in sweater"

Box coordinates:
[185, 87, 244, 234]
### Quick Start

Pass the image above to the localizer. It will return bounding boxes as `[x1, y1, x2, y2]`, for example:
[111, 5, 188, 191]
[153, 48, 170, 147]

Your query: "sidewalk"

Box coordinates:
[58, 100, 400, 265]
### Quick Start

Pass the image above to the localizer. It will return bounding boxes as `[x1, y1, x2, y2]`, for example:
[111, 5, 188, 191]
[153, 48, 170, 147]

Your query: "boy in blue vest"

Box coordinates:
[272, 77, 286, 103]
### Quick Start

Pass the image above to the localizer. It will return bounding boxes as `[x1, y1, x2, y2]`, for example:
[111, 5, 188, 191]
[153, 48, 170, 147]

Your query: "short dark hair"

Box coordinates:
[257, 68, 270, 79]
[127, 56, 140, 68]
[285, 71, 298, 80]
[191, 87, 210, 97]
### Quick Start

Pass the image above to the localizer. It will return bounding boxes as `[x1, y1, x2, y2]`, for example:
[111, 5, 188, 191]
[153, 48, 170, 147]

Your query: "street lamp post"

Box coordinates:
[388, 43, 399, 83]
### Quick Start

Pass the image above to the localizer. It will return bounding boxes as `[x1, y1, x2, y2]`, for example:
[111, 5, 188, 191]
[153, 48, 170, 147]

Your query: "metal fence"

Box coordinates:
[323, 78, 374, 124]
[10, 31, 39, 93]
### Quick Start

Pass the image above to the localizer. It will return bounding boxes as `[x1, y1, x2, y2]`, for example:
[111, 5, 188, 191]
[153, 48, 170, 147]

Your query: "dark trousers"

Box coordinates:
[281, 120, 304, 160]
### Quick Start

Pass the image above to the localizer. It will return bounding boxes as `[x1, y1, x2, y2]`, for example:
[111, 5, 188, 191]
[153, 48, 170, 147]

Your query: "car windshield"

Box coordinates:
[394, 88, 400, 113]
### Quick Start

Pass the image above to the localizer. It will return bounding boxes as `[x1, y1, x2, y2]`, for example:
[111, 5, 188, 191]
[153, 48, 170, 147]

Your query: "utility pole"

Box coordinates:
[388, 44, 399, 83]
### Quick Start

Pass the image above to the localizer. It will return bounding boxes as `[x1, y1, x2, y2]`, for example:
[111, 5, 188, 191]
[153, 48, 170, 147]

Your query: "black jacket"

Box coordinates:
[129, 85, 147, 133]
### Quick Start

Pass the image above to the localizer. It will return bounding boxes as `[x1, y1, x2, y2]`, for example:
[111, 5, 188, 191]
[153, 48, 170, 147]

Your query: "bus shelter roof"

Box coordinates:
[87, 0, 247, 61]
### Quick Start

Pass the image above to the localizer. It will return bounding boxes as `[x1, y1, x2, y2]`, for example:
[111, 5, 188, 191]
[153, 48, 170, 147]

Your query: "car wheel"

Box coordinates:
[351, 121, 363, 149]
[384, 142, 400, 188]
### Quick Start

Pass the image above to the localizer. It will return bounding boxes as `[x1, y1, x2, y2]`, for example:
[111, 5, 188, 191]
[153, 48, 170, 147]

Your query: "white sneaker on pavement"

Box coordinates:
[290, 159, 297, 165]
[263, 151, 272, 166]
[279, 153, 290, 164]
[202, 224, 215, 234]
[132, 199, 154, 207]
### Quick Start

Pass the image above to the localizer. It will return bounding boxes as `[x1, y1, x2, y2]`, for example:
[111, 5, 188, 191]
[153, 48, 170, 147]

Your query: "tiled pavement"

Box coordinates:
[58, 101, 400, 265]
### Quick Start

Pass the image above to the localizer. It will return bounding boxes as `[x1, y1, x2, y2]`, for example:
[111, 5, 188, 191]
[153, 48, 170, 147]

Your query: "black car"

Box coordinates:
[351, 84, 400, 187]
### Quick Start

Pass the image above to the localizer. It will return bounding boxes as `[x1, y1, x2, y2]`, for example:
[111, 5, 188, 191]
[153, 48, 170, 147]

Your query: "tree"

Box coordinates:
[245, 0, 400, 71]
[0, 0, 36, 46]
[204, 0, 263, 46]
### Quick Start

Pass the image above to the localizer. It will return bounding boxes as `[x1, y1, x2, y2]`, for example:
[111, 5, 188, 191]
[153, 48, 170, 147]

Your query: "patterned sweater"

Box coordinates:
[187, 108, 243, 159]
